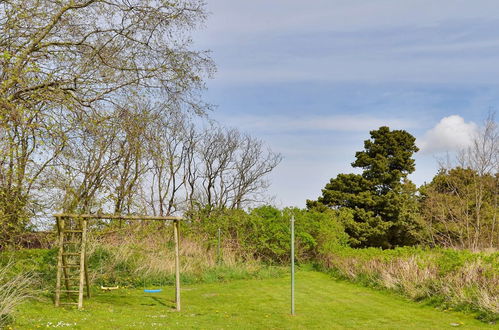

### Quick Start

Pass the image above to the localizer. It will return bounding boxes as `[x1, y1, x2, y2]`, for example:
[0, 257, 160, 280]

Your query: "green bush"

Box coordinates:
[0, 249, 56, 289]
[187, 206, 349, 264]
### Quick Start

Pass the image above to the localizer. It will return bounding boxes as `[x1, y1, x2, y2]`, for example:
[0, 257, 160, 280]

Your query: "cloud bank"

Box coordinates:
[217, 114, 417, 134]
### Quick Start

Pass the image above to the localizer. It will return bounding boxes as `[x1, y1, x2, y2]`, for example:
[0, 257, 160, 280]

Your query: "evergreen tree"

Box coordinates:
[307, 126, 420, 248]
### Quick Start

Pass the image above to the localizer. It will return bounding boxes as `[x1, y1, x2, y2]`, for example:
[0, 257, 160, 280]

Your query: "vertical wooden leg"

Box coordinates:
[78, 219, 88, 310]
[60, 218, 71, 297]
[84, 251, 91, 299]
[174, 220, 181, 311]
[55, 217, 64, 307]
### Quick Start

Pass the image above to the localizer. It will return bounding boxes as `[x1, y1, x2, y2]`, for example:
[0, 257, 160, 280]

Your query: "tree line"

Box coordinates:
[0, 0, 281, 244]
[1, 1, 496, 252]
[308, 115, 498, 251]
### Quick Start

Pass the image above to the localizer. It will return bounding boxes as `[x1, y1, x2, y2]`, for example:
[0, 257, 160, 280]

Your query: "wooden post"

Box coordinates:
[173, 220, 181, 311]
[78, 219, 88, 310]
[57, 217, 71, 295]
[84, 236, 91, 299]
[55, 217, 64, 307]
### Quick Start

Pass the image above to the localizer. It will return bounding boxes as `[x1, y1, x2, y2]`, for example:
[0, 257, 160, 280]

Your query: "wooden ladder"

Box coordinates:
[54, 216, 90, 309]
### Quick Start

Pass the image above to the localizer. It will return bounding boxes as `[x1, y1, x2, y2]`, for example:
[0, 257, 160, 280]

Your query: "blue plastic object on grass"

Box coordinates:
[144, 289, 162, 293]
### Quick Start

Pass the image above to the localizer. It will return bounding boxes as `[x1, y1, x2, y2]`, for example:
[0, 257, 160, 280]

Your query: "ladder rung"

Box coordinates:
[60, 290, 80, 293]
[64, 277, 82, 280]
[65, 230, 83, 233]
[60, 302, 79, 305]
[63, 253, 81, 256]
[62, 265, 81, 268]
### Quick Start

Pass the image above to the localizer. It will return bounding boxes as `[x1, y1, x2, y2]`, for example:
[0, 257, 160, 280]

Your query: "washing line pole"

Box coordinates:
[217, 228, 221, 265]
[290, 215, 295, 316]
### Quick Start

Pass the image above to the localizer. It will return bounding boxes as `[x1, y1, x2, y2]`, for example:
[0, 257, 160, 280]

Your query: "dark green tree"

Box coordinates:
[307, 126, 421, 248]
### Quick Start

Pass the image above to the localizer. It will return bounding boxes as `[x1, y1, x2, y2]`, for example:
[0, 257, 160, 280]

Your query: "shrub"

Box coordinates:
[187, 206, 349, 264]
[0, 262, 36, 327]
[318, 246, 498, 322]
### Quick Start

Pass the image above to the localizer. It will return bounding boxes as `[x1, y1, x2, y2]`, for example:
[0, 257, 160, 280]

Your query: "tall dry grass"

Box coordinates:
[0, 262, 36, 327]
[320, 248, 498, 321]
[85, 224, 269, 287]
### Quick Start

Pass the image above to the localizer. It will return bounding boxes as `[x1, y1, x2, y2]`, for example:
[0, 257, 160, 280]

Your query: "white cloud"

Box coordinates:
[418, 115, 477, 153]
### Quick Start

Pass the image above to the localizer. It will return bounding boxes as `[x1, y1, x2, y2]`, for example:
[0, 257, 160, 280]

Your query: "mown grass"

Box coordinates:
[12, 270, 494, 329]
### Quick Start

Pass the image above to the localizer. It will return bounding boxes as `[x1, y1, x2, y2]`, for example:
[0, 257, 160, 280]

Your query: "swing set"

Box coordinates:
[53, 213, 183, 311]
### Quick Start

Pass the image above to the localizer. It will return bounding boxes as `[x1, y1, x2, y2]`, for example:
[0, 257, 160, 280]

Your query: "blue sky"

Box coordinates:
[193, 0, 499, 207]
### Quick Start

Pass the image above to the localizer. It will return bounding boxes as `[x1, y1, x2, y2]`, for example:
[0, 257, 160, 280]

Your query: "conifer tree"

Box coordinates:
[308, 126, 420, 248]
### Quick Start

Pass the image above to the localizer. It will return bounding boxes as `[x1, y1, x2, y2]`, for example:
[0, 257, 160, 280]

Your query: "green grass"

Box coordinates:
[12, 270, 494, 329]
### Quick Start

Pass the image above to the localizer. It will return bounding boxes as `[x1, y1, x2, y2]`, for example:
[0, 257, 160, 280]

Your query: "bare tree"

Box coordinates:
[182, 123, 200, 211]
[141, 121, 282, 216]
[230, 135, 282, 209]
[148, 112, 192, 216]
[422, 114, 498, 250]
[1, 0, 212, 111]
[458, 112, 498, 175]
[107, 102, 154, 215]
[53, 110, 122, 213]
[194, 125, 282, 211]
[0, 0, 213, 237]
[197, 126, 239, 209]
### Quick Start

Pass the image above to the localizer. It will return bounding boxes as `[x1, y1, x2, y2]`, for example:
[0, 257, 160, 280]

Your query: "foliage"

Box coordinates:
[0, 262, 36, 327]
[0, 1, 282, 246]
[308, 126, 421, 248]
[85, 224, 286, 288]
[318, 246, 499, 322]
[0, 235, 284, 294]
[3, 207, 498, 324]
[0, 0, 214, 242]
[187, 206, 349, 264]
[0, 205, 347, 289]
[420, 167, 498, 250]
[418, 113, 498, 251]
[0, 249, 56, 289]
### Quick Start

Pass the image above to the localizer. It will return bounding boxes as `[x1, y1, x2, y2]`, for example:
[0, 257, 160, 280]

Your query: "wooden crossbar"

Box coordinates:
[54, 213, 183, 221]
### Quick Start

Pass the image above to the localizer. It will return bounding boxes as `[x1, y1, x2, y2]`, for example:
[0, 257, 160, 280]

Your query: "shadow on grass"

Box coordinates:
[138, 295, 175, 309]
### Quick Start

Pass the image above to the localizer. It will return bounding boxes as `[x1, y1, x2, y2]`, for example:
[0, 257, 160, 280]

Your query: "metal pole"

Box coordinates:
[290, 215, 295, 315]
[217, 228, 221, 265]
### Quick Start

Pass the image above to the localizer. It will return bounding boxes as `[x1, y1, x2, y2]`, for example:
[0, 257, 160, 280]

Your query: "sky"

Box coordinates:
[192, 0, 499, 207]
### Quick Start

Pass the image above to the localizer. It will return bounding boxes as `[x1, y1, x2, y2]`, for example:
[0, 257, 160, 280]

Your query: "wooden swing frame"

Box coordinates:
[54, 213, 183, 311]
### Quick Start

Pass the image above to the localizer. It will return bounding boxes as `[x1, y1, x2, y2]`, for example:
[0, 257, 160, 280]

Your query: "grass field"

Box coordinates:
[12, 270, 494, 329]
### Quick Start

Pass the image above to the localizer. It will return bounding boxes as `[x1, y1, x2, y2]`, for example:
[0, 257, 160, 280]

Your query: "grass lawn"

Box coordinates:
[13, 270, 494, 329]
